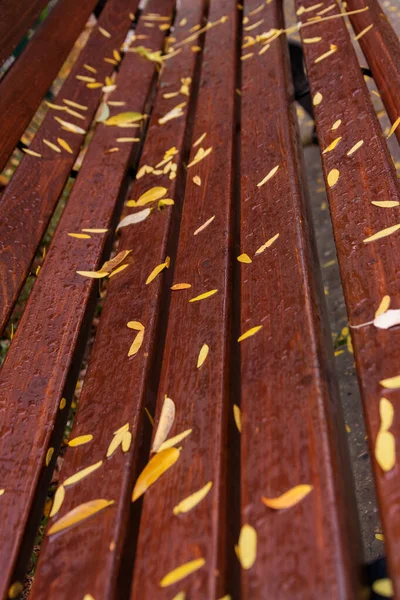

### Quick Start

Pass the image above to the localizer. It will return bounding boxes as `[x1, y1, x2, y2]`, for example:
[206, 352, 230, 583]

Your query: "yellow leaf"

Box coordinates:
[106, 432, 124, 458]
[233, 405, 241, 432]
[372, 578, 393, 598]
[327, 169, 340, 187]
[68, 435, 93, 447]
[48, 499, 114, 535]
[57, 137, 73, 154]
[63, 99, 88, 110]
[114, 423, 129, 435]
[193, 132, 207, 147]
[59, 398, 67, 410]
[146, 261, 168, 284]
[50, 485, 65, 518]
[98, 26, 111, 37]
[128, 329, 144, 357]
[160, 558, 205, 587]
[194, 215, 215, 235]
[375, 295, 391, 317]
[255, 233, 279, 255]
[54, 116, 86, 134]
[46, 447, 54, 466]
[380, 398, 394, 431]
[76, 270, 108, 279]
[380, 374, 400, 389]
[122, 431, 132, 452]
[63, 461, 103, 487]
[116, 137, 140, 143]
[237, 253, 252, 263]
[322, 137, 342, 154]
[68, 233, 91, 239]
[312, 91, 323, 106]
[193, 175, 201, 186]
[101, 251, 131, 274]
[303, 36, 322, 43]
[375, 431, 396, 471]
[197, 344, 209, 368]
[0, 489, 5, 496]
[189, 289, 218, 302]
[257, 165, 279, 187]
[354, 23, 373, 39]
[152, 396, 175, 452]
[43, 139, 61, 153]
[81, 228, 108, 233]
[331, 119, 341, 130]
[134, 186, 168, 206]
[236, 524, 257, 570]
[347, 140, 364, 156]
[387, 117, 400, 139]
[159, 103, 186, 125]
[22, 148, 42, 157]
[127, 321, 144, 331]
[314, 44, 337, 63]
[145, 407, 154, 426]
[238, 326, 262, 342]
[132, 448, 180, 501]
[172, 593, 185, 600]
[8, 582, 24, 599]
[171, 283, 191, 290]
[157, 429, 192, 452]
[108, 264, 129, 278]
[104, 112, 144, 126]
[363, 224, 400, 243]
[173, 481, 213, 515]
[262, 484, 313, 509]
[187, 146, 213, 168]
[371, 201, 399, 208]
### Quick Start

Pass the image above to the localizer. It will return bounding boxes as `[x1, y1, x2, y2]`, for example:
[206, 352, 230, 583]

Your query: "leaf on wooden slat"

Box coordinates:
[193, 175, 201, 186]
[354, 23, 373, 40]
[68, 233, 91, 239]
[46, 448, 54, 466]
[374, 309, 400, 329]
[387, 117, 400, 139]
[76, 270, 108, 279]
[152, 396, 176, 452]
[76, 75, 96, 82]
[63, 461, 103, 487]
[238, 326, 262, 342]
[327, 168, 339, 187]
[255, 233, 279, 255]
[363, 224, 400, 243]
[257, 165, 279, 187]
[23, 148, 42, 157]
[375, 295, 391, 318]
[375, 431, 395, 471]
[57, 138, 73, 154]
[122, 431, 132, 452]
[114, 423, 129, 436]
[116, 137, 140, 143]
[127, 321, 144, 331]
[48, 499, 114, 535]
[173, 481, 213, 515]
[63, 99, 87, 110]
[237, 253, 252, 263]
[371, 201, 399, 208]
[99, 26, 111, 37]
[81, 228, 108, 233]
[157, 429, 192, 452]
[312, 91, 323, 106]
[146, 260, 169, 284]
[96, 102, 110, 123]
[262, 484, 313, 510]
[54, 116, 86, 134]
[128, 329, 144, 357]
[43, 139, 61, 153]
[372, 578, 394, 598]
[171, 283, 191, 290]
[117, 208, 152, 229]
[107, 432, 124, 458]
[194, 215, 215, 235]
[128, 186, 168, 207]
[189, 289, 218, 302]
[160, 558, 205, 587]
[59, 398, 66, 410]
[100, 251, 132, 274]
[380, 398, 394, 431]
[0, 489, 5, 496]
[380, 375, 400, 389]
[197, 344, 209, 368]
[235, 525, 257, 570]
[8, 582, 24, 599]
[159, 103, 186, 125]
[322, 137, 341, 154]
[83, 595, 95, 600]
[108, 264, 129, 278]
[172, 593, 185, 600]
[193, 132, 207, 147]
[346, 140, 364, 156]
[331, 119, 341, 130]
[233, 405, 241, 432]
[314, 44, 337, 63]
[68, 434, 93, 447]
[303, 36, 322, 43]
[50, 485, 65, 517]
[132, 448, 180, 501]
[187, 146, 213, 168]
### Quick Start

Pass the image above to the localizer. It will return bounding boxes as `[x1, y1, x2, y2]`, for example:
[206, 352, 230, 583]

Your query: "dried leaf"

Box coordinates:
[372, 578, 394, 598]
[354, 23, 373, 39]
[128, 329, 144, 357]
[189, 289, 218, 302]
[171, 283, 191, 290]
[54, 116, 86, 134]
[233, 405, 241, 432]
[375, 295, 391, 317]
[193, 132, 207, 147]
[257, 165, 279, 187]
[238, 326, 262, 342]
[347, 140, 364, 156]
[57, 137, 73, 153]
[193, 175, 201, 186]
[314, 44, 337, 63]
[101, 251, 131, 274]
[43, 139, 61, 153]
[50, 485, 65, 518]
[152, 396, 176, 452]
[236, 525, 257, 570]
[63, 99, 88, 110]
[132, 448, 180, 501]
[146, 260, 169, 284]
[322, 137, 341, 154]
[374, 309, 400, 329]
[380, 398, 394, 431]
[237, 253, 252, 263]
[22, 148, 42, 157]
[187, 146, 213, 168]
[197, 344, 209, 368]
[331, 119, 341, 130]
[387, 117, 400, 139]
[76, 270, 108, 279]
[48, 499, 114, 535]
[173, 481, 213, 515]
[46, 448, 54, 466]
[117, 208, 152, 229]
[160, 558, 205, 587]
[8, 582, 24, 599]
[375, 431, 395, 471]
[312, 91, 323, 106]
[63, 462, 102, 488]
[159, 103, 186, 125]
[122, 431, 132, 452]
[380, 375, 400, 389]
[303, 36, 322, 43]
[262, 484, 313, 509]
[131, 186, 168, 206]
[68, 434, 93, 447]
[371, 201, 399, 208]
[255, 233, 279, 254]
[157, 429, 192, 452]
[363, 224, 400, 243]
[127, 320, 144, 331]
[68, 233, 91, 239]
[194, 215, 215, 235]
[327, 168, 339, 187]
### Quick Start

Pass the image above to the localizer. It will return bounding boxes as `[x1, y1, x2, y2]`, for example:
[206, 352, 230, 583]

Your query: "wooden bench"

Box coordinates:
[0, 0, 400, 597]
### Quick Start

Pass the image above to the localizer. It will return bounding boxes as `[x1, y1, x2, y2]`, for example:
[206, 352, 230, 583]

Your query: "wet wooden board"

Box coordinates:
[0, 4, 173, 597]
[0, 0, 48, 68]
[0, 0, 140, 336]
[346, 0, 400, 144]
[297, 0, 400, 594]
[30, 0, 204, 597]
[0, 0, 98, 173]
[239, 2, 363, 598]
[130, 2, 237, 598]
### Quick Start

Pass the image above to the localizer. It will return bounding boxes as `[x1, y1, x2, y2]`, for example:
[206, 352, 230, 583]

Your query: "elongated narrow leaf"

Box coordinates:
[132, 448, 180, 501]
[363, 224, 400, 243]
[257, 165, 279, 187]
[380, 374, 400, 389]
[146, 261, 168, 285]
[197, 344, 209, 368]
[68, 434, 93, 447]
[104, 111, 144, 126]
[173, 482, 212, 515]
[375, 431, 395, 471]
[238, 326, 262, 342]
[236, 525, 257, 570]
[128, 329, 144, 357]
[152, 397, 176, 452]
[48, 499, 114, 535]
[194, 215, 215, 236]
[160, 558, 205, 587]
[233, 405, 241, 433]
[50, 485, 65, 518]
[117, 208, 151, 230]
[189, 289, 218, 302]
[157, 429, 192, 452]
[262, 484, 313, 509]
[63, 461, 103, 487]
[255, 233, 279, 255]
[380, 398, 394, 431]
[375, 295, 391, 317]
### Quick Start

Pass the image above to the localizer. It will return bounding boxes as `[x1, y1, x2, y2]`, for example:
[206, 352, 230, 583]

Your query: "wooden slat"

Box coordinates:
[0, 5, 173, 597]
[30, 0, 204, 597]
[239, 2, 363, 598]
[0, 0, 98, 173]
[0, 0, 140, 336]
[0, 0, 48, 68]
[346, 0, 400, 144]
[130, 2, 237, 598]
[297, 0, 400, 594]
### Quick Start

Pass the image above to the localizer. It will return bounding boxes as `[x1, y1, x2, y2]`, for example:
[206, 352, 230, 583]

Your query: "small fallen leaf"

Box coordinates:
[374, 309, 400, 329]
[117, 208, 151, 229]
[193, 175, 201, 186]
[63, 461, 103, 487]
[189, 289, 218, 302]
[303, 36, 322, 43]
[132, 448, 180, 501]
[57, 138, 73, 153]
[22, 148, 42, 157]
[43, 139, 61, 153]
[160, 558, 205, 587]
[122, 431, 132, 452]
[128, 329, 144, 357]
[346, 140, 364, 156]
[236, 524, 257, 570]
[157, 429, 192, 452]
[380, 398, 394, 431]
[152, 397, 176, 452]
[233, 405, 241, 432]
[68, 233, 91, 239]
[387, 117, 400, 139]
[128, 186, 168, 207]
[48, 499, 114, 535]
[187, 146, 213, 168]
[375, 295, 391, 317]
[146, 260, 169, 284]
[237, 253, 252, 263]
[173, 481, 213, 515]
[255, 233, 279, 255]
[322, 137, 342, 154]
[372, 578, 393, 597]
[262, 484, 313, 509]
[49, 485, 65, 518]
[46, 448, 54, 466]
[68, 434, 93, 447]
[363, 224, 400, 243]
[327, 168, 340, 187]
[380, 375, 400, 389]
[8, 582, 24, 599]
[194, 215, 215, 235]
[193, 132, 207, 147]
[171, 283, 191, 290]
[197, 344, 209, 368]
[81, 228, 108, 233]
[159, 103, 186, 125]
[257, 165, 279, 187]
[76, 270, 108, 279]
[127, 320, 144, 331]
[331, 119, 341, 130]
[371, 201, 399, 208]
[104, 112, 144, 126]
[313, 91, 323, 106]
[238, 326, 262, 342]
[375, 431, 395, 471]
[108, 264, 129, 278]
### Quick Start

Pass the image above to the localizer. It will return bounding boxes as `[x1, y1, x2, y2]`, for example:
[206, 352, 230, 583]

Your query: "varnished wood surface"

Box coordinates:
[0, 0, 48, 68]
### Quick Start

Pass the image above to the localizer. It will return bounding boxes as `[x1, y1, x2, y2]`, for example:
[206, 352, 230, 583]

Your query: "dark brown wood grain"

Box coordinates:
[346, 0, 400, 144]
[297, 0, 400, 594]
[129, 2, 237, 598]
[0, 4, 172, 597]
[30, 1, 205, 597]
[0, 0, 48, 68]
[239, 2, 363, 598]
[0, 0, 98, 173]
[0, 0, 140, 337]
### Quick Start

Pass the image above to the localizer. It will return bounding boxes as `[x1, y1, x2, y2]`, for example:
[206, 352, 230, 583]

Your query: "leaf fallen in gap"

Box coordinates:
[238, 326, 262, 342]
[160, 558, 205, 587]
[171, 283, 191, 290]
[46, 448, 54, 466]
[237, 253, 252, 263]
[63, 461, 103, 487]
[173, 481, 213, 515]
[68, 434, 93, 447]
[233, 405, 241, 432]
[8, 582, 24, 599]
[117, 208, 152, 230]
[48, 499, 114, 535]
[262, 484, 313, 509]
[257, 165, 279, 187]
[322, 137, 341, 154]
[372, 578, 394, 598]
[255, 233, 279, 255]
[157, 429, 192, 452]
[371, 201, 399, 208]
[331, 119, 341, 130]
[380, 375, 400, 389]
[194, 215, 215, 235]
[363, 224, 400, 243]
[152, 396, 176, 452]
[374, 309, 400, 329]
[375, 431, 395, 471]
[49, 485, 65, 518]
[128, 329, 144, 357]
[380, 398, 394, 431]
[327, 168, 339, 187]
[387, 117, 400, 139]
[101, 250, 131, 274]
[197, 344, 209, 368]
[132, 448, 180, 501]
[236, 525, 257, 570]
[189, 289, 218, 302]
[68, 233, 91, 239]
[375, 295, 391, 317]
[96, 102, 110, 123]
[146, 260, 169, 284]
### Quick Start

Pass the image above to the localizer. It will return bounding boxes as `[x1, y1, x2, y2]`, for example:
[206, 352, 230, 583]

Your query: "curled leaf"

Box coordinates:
[132, 448, 180, 501]
[152, 396, 176, 452]
[262, 484, 313, 509]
